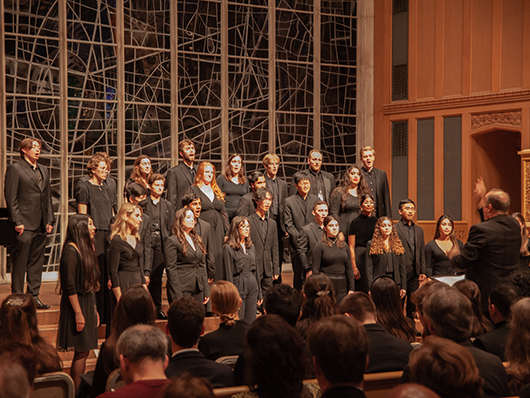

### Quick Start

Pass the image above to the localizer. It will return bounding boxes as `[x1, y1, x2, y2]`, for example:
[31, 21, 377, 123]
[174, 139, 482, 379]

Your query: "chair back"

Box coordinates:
[215, 355, 239, 370]
[105, 368, 126, 391]
[33, 372, 75, 398]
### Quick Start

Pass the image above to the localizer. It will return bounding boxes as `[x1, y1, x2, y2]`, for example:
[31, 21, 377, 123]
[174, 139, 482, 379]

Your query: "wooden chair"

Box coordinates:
[33, 372, 75, 398]
[364, 371, 403, 398]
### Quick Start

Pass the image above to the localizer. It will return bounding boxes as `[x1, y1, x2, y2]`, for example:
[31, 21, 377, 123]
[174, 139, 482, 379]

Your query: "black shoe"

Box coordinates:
[33, 297, 50, 310]
[156, 309, 167, 320]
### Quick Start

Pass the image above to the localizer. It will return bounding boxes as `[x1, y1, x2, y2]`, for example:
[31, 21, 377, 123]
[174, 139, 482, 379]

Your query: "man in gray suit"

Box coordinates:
[166, 139, 198, 212]
[4, 138, 55, 308]
[298, 200, 328, 280]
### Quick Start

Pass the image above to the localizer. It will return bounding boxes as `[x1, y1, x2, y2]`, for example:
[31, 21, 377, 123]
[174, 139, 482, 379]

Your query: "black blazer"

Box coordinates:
[366, 241, 407, 290]
[284, 193, 320, 252]
[451, 214, 521, 311]
[146, 197, 173, 243]
[265, 174, 289, 234]
[297, 221, 323, 272]
[395, 220, 426, 276]
[363, 323, 413, 373]
[166, 163, 198, 212]
[4, 159, 55, 230]
[360, 167, 392, 218]
[248, 213, 279, 278]
[291, 168, 336, 203]
[195, 218, 215, 279]
[165, 350, 235, 388]
[236, 192, 255, 217]
[164, 234, 208, 301]
[473, 321, 509, 361]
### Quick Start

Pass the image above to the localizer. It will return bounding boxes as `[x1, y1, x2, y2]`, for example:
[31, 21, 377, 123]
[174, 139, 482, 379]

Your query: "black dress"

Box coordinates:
[216, 176, 249, 221]
[348, 213, 378, 293]
[190, 185, 230, 281]
[312, 240, 355, 304]
[108, 235, 146, 290]
[425, 239, 464, 276]
[223, 244, 260, 324]
[56, 244, 98, 352]
[329, 190, 361, 236]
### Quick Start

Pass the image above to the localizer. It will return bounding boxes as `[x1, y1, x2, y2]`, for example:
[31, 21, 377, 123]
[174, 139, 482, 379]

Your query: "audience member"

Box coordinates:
[340, 292, 412, 373]
[298, 149, 336, 203]
[90, 285, 156, 398]
[0, 293, 62, 376]
[217, 154, 249, 221]
[394, 199, 426, 319]
[370, 276, 416, 343]
[189, 162, 229, 281]
[166, 139, 198, 212]
[0, 352, 32, 398]
[454, 279, 493, 337]
[329, 165, 371, 237]
[248, 188, 280, 302]
[165, 297, 234, 388]
[234, 314, 318, 398]
[408, 336, 482, 398]
[385, 384, 440, 398]
[198, 281, 249, 360]
[307, 315, 368, 398]
[473, 282, 518, 361]
[422, 285, 508, 398]
[410, 279, 444, 339]
[298, 201, 329, 279]
[145, 173, 173, 319]
[162, 372, 215, 398]
[285, 172, 320, 290]
[512, 212, 530, 271]
[97, 325, 170, 398]
[236, 171, 266, 217]
[297, 274, 338, 340]
[264, 283, 302, 327]
[509, 270, 530, 298]
[359, 146, 391, 218]
[0, 343, 37, 389]
[506, 297, 530, 395]
[450, 189, 521, 313]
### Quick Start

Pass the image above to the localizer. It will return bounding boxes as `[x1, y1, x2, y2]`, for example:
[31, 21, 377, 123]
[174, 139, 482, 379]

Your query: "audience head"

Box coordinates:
[339, 292, 376, 324]
[210, 281, 241, 327]
[411, 280, 445, 334]
[0, 353, 31, 398]
[505, 297, 530, 392]
[264, 284, 302, 327]
[385, 384, 441, 398]
[167, 297, 205, 349]
[248, 171, 266, 191]
[308, 315, 368, 389]
[19, 137, 42, 159]
[244, 314, 308, 397]
[484, 189, 510, 215]
[87, 152, 111, 177]
[0, 343, 37, 388]
[509, 271, 530, 298]
[489, 282, 518, 321]
[301, 274, 338, 322]
[117, 324, 168, 384]
[113, 284, 156, 332]
[423, 286, 472, 343]
[163, 373, 215, 398]
[408, 336, 482, 398]
[0, 294, 39, 347]
[454, 279, 492, 337]
[178, 139, 196, 163]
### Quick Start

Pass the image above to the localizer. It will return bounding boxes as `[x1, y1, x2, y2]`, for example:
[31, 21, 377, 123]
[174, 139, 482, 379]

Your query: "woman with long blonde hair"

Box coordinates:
[366, 217, 407, 297]
[198, 281, 249, 360]
[108, 203, 147, 302]
[189, 162, 230, 281]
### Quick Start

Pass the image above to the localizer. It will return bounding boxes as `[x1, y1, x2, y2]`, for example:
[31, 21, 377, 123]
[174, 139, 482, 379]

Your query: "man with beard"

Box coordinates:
[166, 139, 198, 212]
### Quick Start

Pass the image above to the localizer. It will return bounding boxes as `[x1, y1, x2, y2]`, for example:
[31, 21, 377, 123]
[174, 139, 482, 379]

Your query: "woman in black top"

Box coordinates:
[223, 216, 261, 324]
[312, 215, 354, 304]
[366, 217, 406, 296]
[108, 203, 147, 302]
[199, 280, 249, 360]
[425, 215, 464, 276]
[165, 207, 209, 304]
[348, 194, 377, 293]
[57, 214, 100, 389]
[126, 155, 152, 191]
[217, 154, 249, 222]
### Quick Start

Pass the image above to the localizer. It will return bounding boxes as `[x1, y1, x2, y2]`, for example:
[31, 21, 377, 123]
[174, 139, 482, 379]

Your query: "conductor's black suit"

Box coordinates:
[4, 159, 55, 296]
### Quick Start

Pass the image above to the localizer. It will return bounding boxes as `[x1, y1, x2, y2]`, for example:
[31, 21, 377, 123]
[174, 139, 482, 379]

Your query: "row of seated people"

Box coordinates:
[3, 269, 530, 398]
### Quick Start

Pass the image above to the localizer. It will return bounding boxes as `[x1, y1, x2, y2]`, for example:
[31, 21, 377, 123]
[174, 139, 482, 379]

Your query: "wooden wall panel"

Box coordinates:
[416, 1, 436, 99]
[443, 0, 464, 97]
[501, 0, 524, 90]
[471, 0, 493, 94]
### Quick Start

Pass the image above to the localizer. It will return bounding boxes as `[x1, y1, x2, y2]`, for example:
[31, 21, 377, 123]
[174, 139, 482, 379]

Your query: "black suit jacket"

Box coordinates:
[366, 241, 407, 290]
[292, 168, 336, 203]
[395, 220, 426, 276]
[165, 350, 235, 388]
[248, 213, 279, 278]
[4, 159, 55, 230]
[298, 221, 323, 272]
[363, 323, 412, 373]
[360, 167, 391, 218]
[166, 163, 198, 212]
[146, 197, 173, 243]
[473, 321, 509, 361]
[284, 193, 320, 252]
[236, 192, 255, 217]
[265, 174, 288, 234]
[451, 214, 521, 312]
[196, 218, 215, 279]
[321, 386, 367, 398]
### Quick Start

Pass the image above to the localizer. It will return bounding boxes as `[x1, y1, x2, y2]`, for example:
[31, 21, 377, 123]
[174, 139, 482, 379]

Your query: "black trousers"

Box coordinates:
[406, 268, 419, 319]
[148, 236, 166, 310]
